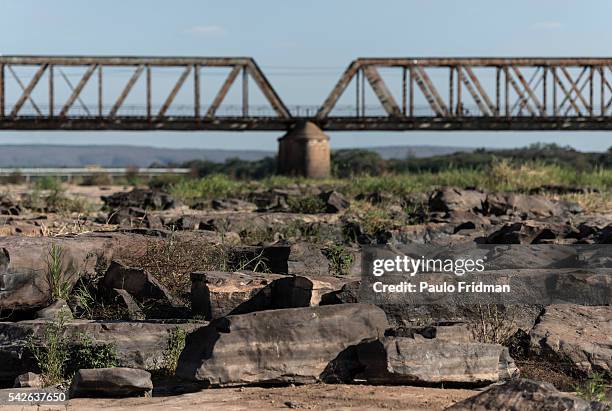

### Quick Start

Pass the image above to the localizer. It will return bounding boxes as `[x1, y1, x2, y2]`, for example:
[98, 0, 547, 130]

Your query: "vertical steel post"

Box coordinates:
[495, 67, 500, 116]
[98, 65, 103, 117]
[48, 65, 54, 117]
[0, 64, 3, 118]
[355, 69, 360, 117]
[542, 66, 547, 116]
[194, 64, 200, 119]
[457, 65, 462, 116]
[601, 66, 605, 116]
[589, 66, 594, 116]
[146, 65, 151, 119]
[504, 66, 510, 117]
[449, 67, 454, 117]
[361, 68, 365, 117]
[552, 67, 558, 116]
[242, 66, 248, 117]
[402, 67, 407, 116]
[409, 66, 414, 117]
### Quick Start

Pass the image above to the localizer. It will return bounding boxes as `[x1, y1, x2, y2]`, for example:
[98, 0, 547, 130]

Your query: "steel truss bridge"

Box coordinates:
[1, 56, 612, 131]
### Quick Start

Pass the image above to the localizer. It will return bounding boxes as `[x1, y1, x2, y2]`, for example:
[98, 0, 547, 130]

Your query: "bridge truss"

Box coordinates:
[1, 56, 612, 131]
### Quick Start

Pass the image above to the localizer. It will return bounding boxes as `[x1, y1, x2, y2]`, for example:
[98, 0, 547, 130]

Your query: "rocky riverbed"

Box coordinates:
[0, 182, 610, 409]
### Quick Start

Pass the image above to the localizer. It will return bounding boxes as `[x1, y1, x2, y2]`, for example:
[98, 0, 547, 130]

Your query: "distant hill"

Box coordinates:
[0, 145, 475, 167]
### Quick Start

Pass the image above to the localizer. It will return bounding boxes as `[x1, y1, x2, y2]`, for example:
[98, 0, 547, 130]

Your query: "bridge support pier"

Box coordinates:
[277, 121, 330, 178]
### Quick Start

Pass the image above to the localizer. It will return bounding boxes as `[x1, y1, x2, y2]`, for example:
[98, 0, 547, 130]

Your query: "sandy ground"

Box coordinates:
[0, 384, 478, 411]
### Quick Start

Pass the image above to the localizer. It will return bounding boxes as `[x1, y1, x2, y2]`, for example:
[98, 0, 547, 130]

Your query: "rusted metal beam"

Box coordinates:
[157, 66, 191, 118]
[109, 65, 144, 117]
[146, 65, 151, 119]
[464, 66, 495, 115]
[59, 65, 96, 117]
[206, 66, 241, 118]
[194, 64, 200, 119]
[246, 59, 291, 119]
[59, 68, 91, 116]
[98, 66, 103, 117]
[560, 67, 590, 111]
[242, 67, 248, 117]
[10, 64, 47, 117]
[0, 56, 252, 66]
[0, 64, 4, 117]
[506, 68, 537, 116]
[511, 66, 544, 115]
[48, 65, 54, 117]
[554, 71, 581, 116]
[317, 61, 359, 119]
[362, 66, 401, 117]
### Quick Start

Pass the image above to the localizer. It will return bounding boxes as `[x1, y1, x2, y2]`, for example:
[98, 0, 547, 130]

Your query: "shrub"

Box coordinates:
[575, 372, 608, 403]
[67, 334, 119, 374]
[323, 244, 354, 276]
[80, 172, 112, 186]
[27, 314, 70, 385]
[157, 327, 188, 376]
[35, 176, 63, 191]
[287, 195, 327, 214]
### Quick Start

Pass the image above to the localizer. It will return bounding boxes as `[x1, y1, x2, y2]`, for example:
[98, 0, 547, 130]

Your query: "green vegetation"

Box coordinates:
[46, 244, 72, 302]
[323, 244, 354, 276]
[287, 195, 327, 214]
[67, 334, 119, 374]
[575, 372, 609, 403]
[27, 316, 119, 385]
[158, 327, 188, 376]
[27, 313, 71, 385]
[160, 159, 611, 207]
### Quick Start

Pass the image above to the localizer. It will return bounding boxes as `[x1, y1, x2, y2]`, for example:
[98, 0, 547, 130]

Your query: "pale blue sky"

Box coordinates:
[0, 0, 611, 151]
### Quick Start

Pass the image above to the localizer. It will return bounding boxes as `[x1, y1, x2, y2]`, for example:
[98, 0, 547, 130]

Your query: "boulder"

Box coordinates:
[446, 378, 609, 411]
[13, 372, 43, 388]
[102, 188, 178, 211]
[228, 242, 329, 276]
[191, 271, 347, 320]
[429, 188, 486, 214]
[528, 305, 612, 376]
[211, 198, 257, 212]
[106, 207, 163, 229]
[320, 190, 350, 213]
[190, 271, 284, 319]
[176, 304, 389, 386]
[485, 193, 581, 218]
[0, 235, 109, 311]
[102, 261, 181, 307]
[485, 221, 579, 244]
[0, 195, 22, 216]
[69, 368, 152, 398]
[109, 288, 145, 321]
[35, 299, 73, 320]
[356, 337, 517, 384]
[272, 275, 346, 308]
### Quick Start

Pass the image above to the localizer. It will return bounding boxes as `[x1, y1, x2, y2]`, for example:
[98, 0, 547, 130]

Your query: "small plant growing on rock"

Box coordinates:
[467, 304, 517, 345]
[324, 244, 354, 276]
[46, 243, 72, 301]
[27, 313, 70, 386]
[67, 334, 119, 374]
[287, 195, 327, 214]
[575, 372, 608, 403]
[158, 327, 187, 376]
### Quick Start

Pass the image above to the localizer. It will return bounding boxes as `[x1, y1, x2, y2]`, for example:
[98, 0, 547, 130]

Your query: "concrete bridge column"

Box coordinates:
[277, 121, 330, 178]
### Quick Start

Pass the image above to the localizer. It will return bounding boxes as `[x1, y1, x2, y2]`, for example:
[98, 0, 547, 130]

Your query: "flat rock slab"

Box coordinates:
[69, 368, 153, 398]
[446, 378, 609, 411]
[529, 304, 612, 375]
[176, 304, 388, 386]
[356, 337, 517, 385]
[0, 320, 203, 383]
